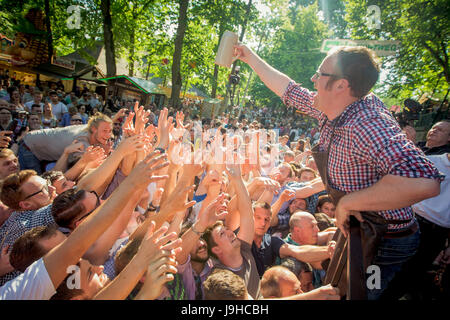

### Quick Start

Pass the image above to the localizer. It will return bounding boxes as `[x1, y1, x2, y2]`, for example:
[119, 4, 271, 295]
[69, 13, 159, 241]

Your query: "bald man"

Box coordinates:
[418, 121, 450, 155]
[287, 211, 335, 246]
[285, 211, 336, 288]
[260, 266, 339, 300]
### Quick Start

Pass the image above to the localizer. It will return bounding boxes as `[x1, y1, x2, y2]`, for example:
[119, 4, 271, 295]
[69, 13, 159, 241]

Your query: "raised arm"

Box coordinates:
[77, 135, 146, 194]
[234, 44, 291, 98]
[176, 194, 228, 264]
[226, 163, 254, 245]
[43, 151, 169, 289]
[93, 223, 181, 300]
[270, 189, 296, 227]
[294, 178, 325, 199]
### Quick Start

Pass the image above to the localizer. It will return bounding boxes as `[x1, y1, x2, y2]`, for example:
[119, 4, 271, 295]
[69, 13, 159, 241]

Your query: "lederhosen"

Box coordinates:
[311, 116, 416, 299]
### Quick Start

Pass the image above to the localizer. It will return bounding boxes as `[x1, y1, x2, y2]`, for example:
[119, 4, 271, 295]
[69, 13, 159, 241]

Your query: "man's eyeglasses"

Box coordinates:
[313, 71, 340, 80]
[23, 181, 49, 200]
[71, 118, 83, 122]
[75, 191, 101, 224]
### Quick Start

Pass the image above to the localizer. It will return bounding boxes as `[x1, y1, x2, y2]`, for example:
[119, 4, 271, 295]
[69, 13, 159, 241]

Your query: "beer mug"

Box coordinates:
[215, 31, 239, 68]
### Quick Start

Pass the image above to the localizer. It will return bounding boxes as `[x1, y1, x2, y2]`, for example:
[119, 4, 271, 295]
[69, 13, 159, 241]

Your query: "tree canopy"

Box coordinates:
[1, 0, 448, 107]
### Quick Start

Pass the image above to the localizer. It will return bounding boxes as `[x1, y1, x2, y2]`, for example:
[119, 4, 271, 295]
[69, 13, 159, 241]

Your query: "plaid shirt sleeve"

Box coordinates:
[352, 115, 444, 181]
[281, 81, 324, 121]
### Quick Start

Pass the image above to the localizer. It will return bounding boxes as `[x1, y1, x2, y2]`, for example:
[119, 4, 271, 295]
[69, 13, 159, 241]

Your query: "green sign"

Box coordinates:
[321, 39, 400, 56]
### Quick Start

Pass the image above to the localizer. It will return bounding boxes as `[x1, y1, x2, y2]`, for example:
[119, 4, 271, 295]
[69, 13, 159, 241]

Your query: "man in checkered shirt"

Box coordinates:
[234, 44, 443, 299]
[0, 170, 57, 286]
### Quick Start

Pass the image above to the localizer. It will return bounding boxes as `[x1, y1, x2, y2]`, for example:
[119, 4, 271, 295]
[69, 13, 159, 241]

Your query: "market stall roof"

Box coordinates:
[164, 84, 210, 100]
[99, 75, 167, 95]
[33, 43, 105, 81]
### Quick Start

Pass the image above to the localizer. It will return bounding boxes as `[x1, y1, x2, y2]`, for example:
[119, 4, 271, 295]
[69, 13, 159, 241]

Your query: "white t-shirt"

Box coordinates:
[50, 102, 68, 121]
[0, 258, 56, 300]
[412, 153, 450, 228]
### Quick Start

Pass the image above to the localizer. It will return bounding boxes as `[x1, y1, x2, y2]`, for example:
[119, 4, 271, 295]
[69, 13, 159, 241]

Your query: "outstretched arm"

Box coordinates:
[226, 164, 254, 245]
[93, 223, 181, 300]
[43, 151, 169, 289]
[234, 44, 291, 98]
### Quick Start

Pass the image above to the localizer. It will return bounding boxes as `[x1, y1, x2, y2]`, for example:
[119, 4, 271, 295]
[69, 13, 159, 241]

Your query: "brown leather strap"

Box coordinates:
[347, 216, 367, 300]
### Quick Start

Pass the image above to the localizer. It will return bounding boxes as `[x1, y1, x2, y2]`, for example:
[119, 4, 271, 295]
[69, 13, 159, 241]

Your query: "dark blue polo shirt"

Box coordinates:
[251, 233, 285, 277]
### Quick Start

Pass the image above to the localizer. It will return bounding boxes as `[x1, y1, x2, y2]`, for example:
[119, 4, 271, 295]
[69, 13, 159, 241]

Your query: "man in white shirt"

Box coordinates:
[382, 153, 449, 300]
[0, 151, 169, 300]
[48, 91, 67, 123]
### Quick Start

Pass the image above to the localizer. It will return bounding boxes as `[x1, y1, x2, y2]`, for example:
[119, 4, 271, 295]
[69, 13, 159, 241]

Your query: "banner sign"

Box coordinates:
[321, 39, 400, 56]
[51, 56, 76, 70]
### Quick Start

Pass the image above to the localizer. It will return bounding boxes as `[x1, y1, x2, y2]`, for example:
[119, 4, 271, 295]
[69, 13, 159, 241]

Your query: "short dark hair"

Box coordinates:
[203, 221, 223, 260]
[41, 170, 64, 184]
[252, 201, 271, 214]
[10, 225, 59, 272]
[51, 188, 87, 229]
[316, 195, 334, 211]
[327, 46, 380, 98]
[114, 236, 144, 275]
[49, 90, 57, 96]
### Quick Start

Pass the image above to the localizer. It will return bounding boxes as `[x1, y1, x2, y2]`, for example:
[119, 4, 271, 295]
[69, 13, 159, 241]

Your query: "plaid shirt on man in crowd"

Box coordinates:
[0, 205, 55, 286]
[282, 81, 444, 232]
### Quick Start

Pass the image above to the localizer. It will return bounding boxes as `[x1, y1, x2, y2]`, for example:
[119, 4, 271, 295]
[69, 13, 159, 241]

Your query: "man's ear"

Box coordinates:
[335, 79, 349, 91]
[18, 200, 32, 211]
[211, 246, 221, 257]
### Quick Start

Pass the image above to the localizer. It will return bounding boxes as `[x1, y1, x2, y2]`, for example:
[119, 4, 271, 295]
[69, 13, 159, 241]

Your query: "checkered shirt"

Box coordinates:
[0, 204, 55, 286]
[282, 82, 444, 231]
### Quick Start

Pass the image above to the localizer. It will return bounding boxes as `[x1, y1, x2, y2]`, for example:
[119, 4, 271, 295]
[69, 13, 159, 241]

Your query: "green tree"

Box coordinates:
[248, 2, 329, 108]
[345, 0, 450, 101]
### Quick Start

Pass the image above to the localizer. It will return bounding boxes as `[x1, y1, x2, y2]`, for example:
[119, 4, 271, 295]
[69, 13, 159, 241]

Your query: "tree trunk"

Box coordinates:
[101, 0, 117, 77]
[170, 0, 189, 108]
[128, 7, 137, 77]
[128, 27, 136, 76]
[211, 25, 226, 98]
[44, 0, 53, 60]
[225, 0, 252, 109]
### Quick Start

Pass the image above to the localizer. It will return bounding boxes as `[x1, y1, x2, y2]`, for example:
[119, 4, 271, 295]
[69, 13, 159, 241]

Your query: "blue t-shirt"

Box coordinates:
[251, 233, 285, 277]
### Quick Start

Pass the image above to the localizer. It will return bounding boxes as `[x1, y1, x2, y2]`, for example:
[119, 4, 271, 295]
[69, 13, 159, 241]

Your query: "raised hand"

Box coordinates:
[133, 102, 150, 135]
[0, 131, 12, 148]
[64, 139, 85, 155]
[306, 284, 340, 300]
[280, 189, 296, 202]
[157, 108, 173, 149]
[196, 193, 229, 230]
[116, 135, 148, 156]
[122, 111, 136, 137]
[126, 150, 170, 189]
[233, 43, 254, 64]
[112, 108, 128, 123]
[0, 245, 13, 276]
[80, 145, 106, 165]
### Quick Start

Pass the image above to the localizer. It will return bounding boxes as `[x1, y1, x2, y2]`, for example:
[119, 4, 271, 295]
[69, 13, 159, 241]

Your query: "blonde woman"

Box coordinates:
[41, 102, 57, 128]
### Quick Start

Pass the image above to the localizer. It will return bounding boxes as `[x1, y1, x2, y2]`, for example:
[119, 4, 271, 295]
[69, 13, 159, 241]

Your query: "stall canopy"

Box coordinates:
[34, 43, 105, 81]
[99, 75, 167, 95]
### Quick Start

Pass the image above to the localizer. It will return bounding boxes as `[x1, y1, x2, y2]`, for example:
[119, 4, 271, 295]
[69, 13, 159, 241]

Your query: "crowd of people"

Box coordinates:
[0, 44, 448, 301]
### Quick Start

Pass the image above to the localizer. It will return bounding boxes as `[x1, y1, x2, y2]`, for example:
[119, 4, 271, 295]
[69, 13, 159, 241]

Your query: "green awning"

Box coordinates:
[99, 75, 166, 95]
